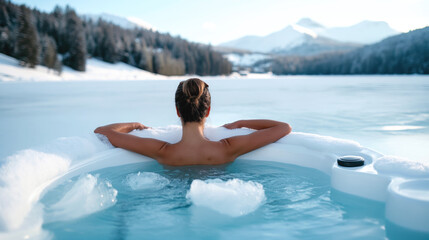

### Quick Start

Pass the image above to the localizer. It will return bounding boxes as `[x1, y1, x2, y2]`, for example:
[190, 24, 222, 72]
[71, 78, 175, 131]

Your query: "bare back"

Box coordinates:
[157, 139, 233, 166]
[94, 120, 292, 166]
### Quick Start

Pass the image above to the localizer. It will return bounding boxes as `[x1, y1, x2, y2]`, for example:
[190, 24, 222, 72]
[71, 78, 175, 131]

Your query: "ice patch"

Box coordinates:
[124, 172, 170, 190]
[380, 125, 425, 131]
[186, 178, 266, 217]
[45, 174, 117, 222]
[374, 156, 429, 178]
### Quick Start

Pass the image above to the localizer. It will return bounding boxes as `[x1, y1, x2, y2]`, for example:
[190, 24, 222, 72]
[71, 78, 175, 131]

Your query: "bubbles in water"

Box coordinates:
[186, 178, 266, 217]
[45, 174, 117, 222]
[124, 172, 170, 190]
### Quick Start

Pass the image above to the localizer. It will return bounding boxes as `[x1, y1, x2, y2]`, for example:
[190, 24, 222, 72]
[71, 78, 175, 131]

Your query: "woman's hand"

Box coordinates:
[221, 119, 292, 158]
[131, 122, 149, 131]
[223, 121, 242, 129]
[94, 122, 149, 135]
[93, 122, 167, 160]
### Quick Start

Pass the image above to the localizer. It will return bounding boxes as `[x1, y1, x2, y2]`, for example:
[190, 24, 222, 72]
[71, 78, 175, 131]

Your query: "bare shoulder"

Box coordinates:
[157, 141, 234, 166]
[220, 123, 291, 158]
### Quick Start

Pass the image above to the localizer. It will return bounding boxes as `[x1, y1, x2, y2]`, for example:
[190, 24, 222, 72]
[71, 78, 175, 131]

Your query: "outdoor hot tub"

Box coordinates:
[1, 126, 428, 239]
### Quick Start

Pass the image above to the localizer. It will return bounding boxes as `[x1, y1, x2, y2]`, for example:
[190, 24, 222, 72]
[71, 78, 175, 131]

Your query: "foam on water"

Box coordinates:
[186, 178, 266, 217]
[45, 174, 117, 222]
[124, 172, 170, 190]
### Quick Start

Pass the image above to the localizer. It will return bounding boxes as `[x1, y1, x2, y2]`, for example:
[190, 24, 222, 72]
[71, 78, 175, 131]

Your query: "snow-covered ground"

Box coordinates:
[0, 53, 275, 82]
[0, 53, 177, 82]
[225, 53, 269, 67]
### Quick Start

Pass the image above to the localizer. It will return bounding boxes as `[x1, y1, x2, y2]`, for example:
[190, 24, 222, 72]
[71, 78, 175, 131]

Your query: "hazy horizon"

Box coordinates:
[11, 0, 429, 45]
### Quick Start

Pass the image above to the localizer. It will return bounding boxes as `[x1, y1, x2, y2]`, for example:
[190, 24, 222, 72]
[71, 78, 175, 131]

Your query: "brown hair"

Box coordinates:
[175, 78, 211, 123]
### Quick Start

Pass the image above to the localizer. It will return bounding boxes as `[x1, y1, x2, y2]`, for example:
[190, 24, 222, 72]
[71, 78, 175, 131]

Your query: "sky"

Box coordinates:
[14, 0, 429, 45]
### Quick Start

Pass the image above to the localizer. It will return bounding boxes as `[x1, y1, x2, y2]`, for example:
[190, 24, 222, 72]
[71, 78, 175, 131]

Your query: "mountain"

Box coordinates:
[272, 35, 360, 56]
[84, 13, 155, 31]
[219, 18, 400, 54]
[219, 24, 311, 53]
[266, 26, 429, 75]
[319, 20, 399, 44]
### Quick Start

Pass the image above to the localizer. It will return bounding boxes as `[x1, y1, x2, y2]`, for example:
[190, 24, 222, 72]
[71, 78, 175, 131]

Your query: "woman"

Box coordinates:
[94, 78, 292, 166]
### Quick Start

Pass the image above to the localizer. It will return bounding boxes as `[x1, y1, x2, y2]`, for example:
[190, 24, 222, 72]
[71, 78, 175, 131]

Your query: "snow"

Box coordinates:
[319, 20, 400, 44]
[0, 135, 109, 231]
[296, 18, 325, 30]
[219, 25, 306, 53]
[0, 53, 278, 82]
[83, 13, 155, 31]
[225, 53, 268, 66]
[291, 24, 318, 38]
[0, 53, 174, 82]
[374, 155, 429, 178]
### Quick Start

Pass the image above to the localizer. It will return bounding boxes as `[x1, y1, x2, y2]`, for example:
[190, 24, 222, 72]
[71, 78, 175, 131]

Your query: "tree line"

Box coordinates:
[255, 27, 429, 75]
[0, 0, 232, 76]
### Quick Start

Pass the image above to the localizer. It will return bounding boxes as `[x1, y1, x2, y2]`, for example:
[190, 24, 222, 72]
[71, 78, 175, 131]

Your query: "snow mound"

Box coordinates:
[186, 178, 266, 217]
[0, 150, 70, 231]
[374, 156, 429, 178]
[0, 135, 110, 231]
[124, 172, 170, 190]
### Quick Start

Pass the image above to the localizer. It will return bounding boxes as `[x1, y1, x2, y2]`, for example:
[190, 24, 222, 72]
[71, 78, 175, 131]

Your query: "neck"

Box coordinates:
[181, 121, 206, 143]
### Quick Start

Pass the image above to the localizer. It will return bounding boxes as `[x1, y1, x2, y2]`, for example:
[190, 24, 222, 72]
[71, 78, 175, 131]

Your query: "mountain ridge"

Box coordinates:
[219, 18, 400, 54]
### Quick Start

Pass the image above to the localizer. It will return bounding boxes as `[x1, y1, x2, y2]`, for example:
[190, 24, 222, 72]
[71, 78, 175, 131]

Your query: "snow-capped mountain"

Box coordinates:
[220, 24, 310, 53]
[319, 20, 399, 44]
[83, 13, 155, 31]
[219, 18, 400, 54]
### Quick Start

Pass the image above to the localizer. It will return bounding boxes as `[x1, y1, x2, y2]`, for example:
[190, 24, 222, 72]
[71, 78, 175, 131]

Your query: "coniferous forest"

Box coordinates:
[0, 0, 232, 76]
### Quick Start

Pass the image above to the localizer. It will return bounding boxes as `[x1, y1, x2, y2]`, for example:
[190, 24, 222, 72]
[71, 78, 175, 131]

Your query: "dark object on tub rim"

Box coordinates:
[337, 156, 365, 167]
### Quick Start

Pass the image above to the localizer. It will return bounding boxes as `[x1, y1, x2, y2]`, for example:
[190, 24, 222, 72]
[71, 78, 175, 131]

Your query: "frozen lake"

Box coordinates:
[1, 75, 428, 163]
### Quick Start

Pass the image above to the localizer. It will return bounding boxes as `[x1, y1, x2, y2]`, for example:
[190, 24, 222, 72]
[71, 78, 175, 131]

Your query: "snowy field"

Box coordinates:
[0, 53, 171, 81]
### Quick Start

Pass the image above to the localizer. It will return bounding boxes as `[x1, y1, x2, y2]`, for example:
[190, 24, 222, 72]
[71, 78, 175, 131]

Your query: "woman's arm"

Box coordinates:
[222, 119, 292, 157]
[94, 122, 167, 159]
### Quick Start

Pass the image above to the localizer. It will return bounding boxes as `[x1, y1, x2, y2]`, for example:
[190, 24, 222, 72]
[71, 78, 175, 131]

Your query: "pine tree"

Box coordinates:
[62, 8, 86, 71]
[15, 5, 39, 68]
[41, 35, 60, 72]
[99, 23, 119, 63]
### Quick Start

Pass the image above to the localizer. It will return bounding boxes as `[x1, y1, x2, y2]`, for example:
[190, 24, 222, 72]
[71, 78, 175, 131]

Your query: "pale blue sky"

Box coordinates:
[14, 0, 429, 44]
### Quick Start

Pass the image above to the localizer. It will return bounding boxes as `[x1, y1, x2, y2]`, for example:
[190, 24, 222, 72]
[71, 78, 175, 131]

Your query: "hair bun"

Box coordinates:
[182, 78, 207, 105]
[175, 78, 211, 123]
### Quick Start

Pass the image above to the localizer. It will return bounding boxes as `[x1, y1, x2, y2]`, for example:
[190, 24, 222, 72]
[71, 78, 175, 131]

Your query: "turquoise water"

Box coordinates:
[41, 160, 388, 240]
